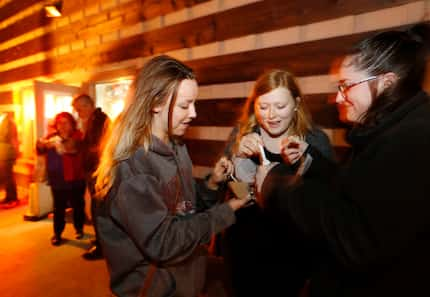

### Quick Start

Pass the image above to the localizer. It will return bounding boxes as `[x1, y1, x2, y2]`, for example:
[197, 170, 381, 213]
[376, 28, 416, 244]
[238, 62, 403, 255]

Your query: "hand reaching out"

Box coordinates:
[206, 156, 233, 189]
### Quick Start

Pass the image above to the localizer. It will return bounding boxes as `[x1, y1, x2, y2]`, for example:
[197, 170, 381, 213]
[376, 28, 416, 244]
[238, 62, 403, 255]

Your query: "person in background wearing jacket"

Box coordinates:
[257, 23, 430, 297]
[93, 55, 251, 297]
[72, 93, 110, 260]
[36, 112, 86, 246]
[222, 69, 334, 297]
[0, 112, 19, 206]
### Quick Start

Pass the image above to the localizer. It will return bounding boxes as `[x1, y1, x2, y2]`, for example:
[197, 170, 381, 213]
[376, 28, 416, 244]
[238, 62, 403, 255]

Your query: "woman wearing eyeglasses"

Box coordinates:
[256, 23, 430, 297]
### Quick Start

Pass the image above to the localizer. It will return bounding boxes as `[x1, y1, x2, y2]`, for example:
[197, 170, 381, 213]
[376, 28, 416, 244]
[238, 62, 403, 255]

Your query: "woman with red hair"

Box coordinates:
[37, 112, 86, 246]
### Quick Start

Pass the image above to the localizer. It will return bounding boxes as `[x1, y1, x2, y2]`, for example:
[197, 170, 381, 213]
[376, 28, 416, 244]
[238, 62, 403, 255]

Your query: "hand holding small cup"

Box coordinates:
[206, 156, 233, 190]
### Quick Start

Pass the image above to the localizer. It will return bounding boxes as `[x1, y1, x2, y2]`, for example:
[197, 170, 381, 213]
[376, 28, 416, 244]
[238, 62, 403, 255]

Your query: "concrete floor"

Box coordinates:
[0, 200, 111, 297]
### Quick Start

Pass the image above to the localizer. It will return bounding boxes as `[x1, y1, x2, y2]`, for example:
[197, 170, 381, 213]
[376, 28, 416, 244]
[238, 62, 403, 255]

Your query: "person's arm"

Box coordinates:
[261, 124, 430, 271]
[303, 128, 337, 178]
[110, 172, 236, 266]
[281, 128, 337, 178]
[36, 136, 55, 154]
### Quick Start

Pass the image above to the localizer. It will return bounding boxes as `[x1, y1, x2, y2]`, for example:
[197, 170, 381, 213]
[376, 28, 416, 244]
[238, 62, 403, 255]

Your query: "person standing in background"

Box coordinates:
[0, 112, 19, 205]
[36, 112, 86, 245]
[72, 94, 110, 260]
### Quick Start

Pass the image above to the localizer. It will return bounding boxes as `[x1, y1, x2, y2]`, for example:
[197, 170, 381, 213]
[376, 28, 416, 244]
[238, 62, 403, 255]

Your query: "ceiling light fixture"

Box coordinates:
[44, 1, 62, 18]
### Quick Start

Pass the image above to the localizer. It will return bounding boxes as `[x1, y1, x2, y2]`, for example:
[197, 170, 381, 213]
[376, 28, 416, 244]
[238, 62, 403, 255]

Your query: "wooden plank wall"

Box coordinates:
[0, 0, 428, 178]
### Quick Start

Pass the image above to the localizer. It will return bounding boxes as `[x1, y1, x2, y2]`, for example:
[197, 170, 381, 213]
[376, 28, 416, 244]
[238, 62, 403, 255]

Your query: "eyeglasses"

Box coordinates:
[337, 76, 378, 99]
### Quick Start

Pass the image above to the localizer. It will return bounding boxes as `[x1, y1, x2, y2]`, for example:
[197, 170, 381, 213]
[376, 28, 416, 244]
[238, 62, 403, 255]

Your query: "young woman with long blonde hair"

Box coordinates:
[93, 55, 250, 297]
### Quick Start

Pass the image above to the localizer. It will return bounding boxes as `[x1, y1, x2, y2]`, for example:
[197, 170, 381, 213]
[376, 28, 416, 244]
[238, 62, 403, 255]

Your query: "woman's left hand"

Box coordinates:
[207, 156, 233, 189]
[280, 136, 309, 164]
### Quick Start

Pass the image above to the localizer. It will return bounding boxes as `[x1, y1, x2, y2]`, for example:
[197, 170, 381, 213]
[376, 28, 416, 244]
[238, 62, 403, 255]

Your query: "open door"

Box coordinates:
[24, 81, 81, 221]
[34, 81, 81, 139]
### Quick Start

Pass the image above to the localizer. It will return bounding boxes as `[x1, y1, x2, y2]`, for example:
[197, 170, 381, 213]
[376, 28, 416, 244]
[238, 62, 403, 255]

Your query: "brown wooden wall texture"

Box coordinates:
[0, 0, 427, 176]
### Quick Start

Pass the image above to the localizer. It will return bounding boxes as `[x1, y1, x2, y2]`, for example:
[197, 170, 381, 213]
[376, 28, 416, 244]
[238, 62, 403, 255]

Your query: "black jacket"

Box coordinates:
[81, 108, 109, 177]
[262, 91, 430, 297]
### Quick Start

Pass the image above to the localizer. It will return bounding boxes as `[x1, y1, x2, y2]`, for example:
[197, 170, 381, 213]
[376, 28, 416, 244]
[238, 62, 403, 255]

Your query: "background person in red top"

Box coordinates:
[36, 112, 86, 246]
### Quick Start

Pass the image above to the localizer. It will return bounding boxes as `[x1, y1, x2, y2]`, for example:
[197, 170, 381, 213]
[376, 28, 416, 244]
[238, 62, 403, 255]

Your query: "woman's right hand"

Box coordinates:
[236, 133, 263, 158]
[280, 135, 308, 165]
[227, 196, 254, 211]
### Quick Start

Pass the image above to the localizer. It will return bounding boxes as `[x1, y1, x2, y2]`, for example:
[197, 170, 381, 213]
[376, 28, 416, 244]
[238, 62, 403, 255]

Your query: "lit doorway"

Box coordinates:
[34, 81, 81, 139]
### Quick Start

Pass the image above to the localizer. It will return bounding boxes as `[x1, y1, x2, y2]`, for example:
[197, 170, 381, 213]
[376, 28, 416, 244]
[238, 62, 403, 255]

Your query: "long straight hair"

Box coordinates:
[94, 55, 195, 198]
[233, 69, 312, 153]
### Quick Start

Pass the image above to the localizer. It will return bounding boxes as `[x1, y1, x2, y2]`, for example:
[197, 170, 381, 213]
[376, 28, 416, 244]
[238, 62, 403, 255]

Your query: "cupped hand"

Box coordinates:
[211, 156, 234, 184]
[280, 135, 309, 164]
[236, 133, 263, 158]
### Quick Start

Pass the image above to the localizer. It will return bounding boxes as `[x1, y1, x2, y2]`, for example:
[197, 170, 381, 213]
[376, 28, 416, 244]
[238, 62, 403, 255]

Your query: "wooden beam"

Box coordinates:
[0, 91, 13, 104]
[0, 10, 50, 45]
[188, 33, 368, 84]
[0, 0, 418, 68]
[0, 0, 41, 21]
[0, 30, 368, 85]
[185, 139, 227, 167]
[193, 98, 246, 126]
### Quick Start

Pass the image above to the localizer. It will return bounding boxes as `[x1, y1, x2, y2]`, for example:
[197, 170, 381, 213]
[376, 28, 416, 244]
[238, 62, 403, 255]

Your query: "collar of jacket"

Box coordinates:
[347, 90, 428, 147]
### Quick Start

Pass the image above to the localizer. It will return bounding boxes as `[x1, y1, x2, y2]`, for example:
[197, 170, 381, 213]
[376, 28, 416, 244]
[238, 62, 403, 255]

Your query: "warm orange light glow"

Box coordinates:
[45, 6, 61, 17]
[95, 78, 132, 120]
[22, 88, 35, 120]
[110, 100, 125, 119]
[20, 87, 36, 159]
[44, 93, 73, 119]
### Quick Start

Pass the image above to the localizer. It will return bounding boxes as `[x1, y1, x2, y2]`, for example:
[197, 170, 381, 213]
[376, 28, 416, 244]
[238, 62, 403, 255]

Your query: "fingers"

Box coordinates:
[280, 135, 309, 164]
[211, 157, 234, 184]
[281, 147, 301, 164]
[227, 195, 254, 211]
[237, 133, 262, 157]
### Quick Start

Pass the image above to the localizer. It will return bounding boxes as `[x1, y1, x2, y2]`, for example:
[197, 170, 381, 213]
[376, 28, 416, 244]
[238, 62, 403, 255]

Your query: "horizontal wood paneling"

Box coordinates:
[304, 93, 348, 129]
[185, 139, 227, 167]
[0, 29, 374, 85]
[0, 0, 41, 21]
[214, 0, 416, 40]
[0, 10, 50, 45]
[0, 0, 420, 82]
[189, 32, 370, 85]
[193, 98, 245, 126]
[193, 94, 346, 128]
[0, 0, 425, 174]
[0, 90, 13, 104]
[0, 0, 211, 63]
